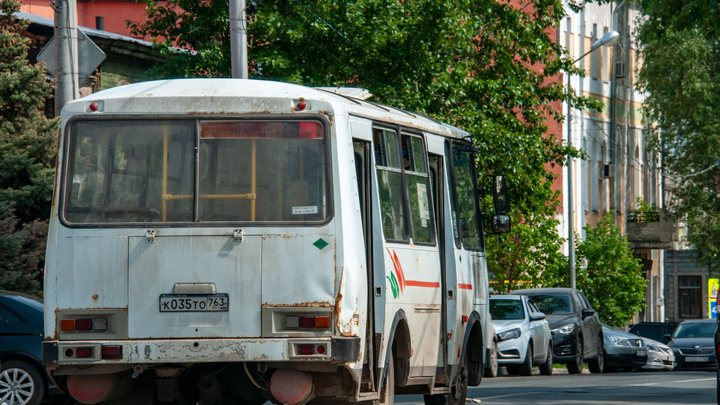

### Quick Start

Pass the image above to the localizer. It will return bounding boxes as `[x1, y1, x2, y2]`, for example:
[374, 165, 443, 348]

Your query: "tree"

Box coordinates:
[0, 0, 57, 296]
[0, 0, 58, 224]
[130, 0, 602, 287]
[636, 7, 720, 274]
[0, 202, 46, 296]
[545, 214, 645, 327]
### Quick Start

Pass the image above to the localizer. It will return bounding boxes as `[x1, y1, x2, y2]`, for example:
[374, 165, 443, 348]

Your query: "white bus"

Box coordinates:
[43, 79, 510, 405]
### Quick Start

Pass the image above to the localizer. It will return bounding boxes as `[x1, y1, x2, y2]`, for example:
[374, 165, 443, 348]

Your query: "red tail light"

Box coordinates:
[76, 318, 92, 330]
[285, 315, 331, 329]
[316, 345, 326, 354]
[61, 317, 108, 332]
[299, 316, 315, 328]
[102, 345, 122, 359]
[299, 345, 315, 355]
[76, 348, 93, 358]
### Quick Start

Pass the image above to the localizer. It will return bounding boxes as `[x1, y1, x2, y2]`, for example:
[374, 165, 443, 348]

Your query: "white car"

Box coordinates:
[643, 338, 675, 370]
[490, 295, 553, 376]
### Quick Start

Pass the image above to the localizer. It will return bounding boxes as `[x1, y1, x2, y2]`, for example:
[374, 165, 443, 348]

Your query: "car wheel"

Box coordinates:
[424, 348, 468, 405]
[588, 337, 605, 373]
[567, 338, 584, 374]
[602, 350, 615, 373]
[520, 344, 533, 376]
[484, 341, 498, 378]
[539, 341, 553, 376]
[539, 342, 552, 375]
[0, 360, 45, 405]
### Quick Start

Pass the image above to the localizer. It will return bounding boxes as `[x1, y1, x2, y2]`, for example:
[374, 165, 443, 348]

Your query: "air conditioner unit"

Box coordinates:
[615, 62, 626, 79]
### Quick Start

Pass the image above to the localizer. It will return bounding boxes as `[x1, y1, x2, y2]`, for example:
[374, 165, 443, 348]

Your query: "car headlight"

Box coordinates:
[497, 328, 522, 342]
[551, 324, 575, 335]
[607, 335, 630, 346]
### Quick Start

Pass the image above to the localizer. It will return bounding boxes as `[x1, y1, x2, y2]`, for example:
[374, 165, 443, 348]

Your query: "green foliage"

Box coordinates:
[0, 202, 46, 297]
[570, 214, 645, 327]
[488, 212, 568, 294]
[640, 0, 720, 40]
[637, 12, 720, 274]
[131, 0, 603, 290]
[0, 0, 58, 224]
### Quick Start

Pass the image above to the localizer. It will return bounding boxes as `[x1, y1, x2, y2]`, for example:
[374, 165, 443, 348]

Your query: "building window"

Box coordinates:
[678, 276, 702, 319]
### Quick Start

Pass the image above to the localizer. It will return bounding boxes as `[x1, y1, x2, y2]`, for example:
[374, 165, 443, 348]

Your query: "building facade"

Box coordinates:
[560, 1, 666, 323]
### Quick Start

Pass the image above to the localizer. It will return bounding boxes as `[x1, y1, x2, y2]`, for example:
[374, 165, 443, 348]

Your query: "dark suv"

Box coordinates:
[629, 322, 679, 345]
[0, 291, 63, 405]
[510, 288, 604, 374]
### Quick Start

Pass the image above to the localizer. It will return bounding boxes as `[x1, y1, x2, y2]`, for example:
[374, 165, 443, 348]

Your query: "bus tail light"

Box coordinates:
[75, 347, 93, 358]
[61, 317, 109, 331]
[102, 345, 122, 359]
[284, 315, 331, 329]
[299, 345, 315, 355]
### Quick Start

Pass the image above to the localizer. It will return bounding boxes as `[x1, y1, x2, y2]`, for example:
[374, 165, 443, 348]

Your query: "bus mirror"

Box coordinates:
[493, 176, 508, 215]
[491, 214, 511, 234]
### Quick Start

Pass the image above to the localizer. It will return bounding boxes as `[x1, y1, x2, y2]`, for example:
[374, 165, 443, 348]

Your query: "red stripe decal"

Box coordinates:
[458, 283, 473, 290]
[405, 280, 441, 288]
[392, 251, 406, 292]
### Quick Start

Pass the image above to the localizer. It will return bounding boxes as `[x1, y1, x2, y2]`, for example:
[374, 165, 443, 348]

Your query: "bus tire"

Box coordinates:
[423, 351, 469, 405]
[380, 355, 395, 405]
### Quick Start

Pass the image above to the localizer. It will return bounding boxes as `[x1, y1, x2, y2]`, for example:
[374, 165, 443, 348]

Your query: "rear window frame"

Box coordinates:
[59, 114, 334, 228]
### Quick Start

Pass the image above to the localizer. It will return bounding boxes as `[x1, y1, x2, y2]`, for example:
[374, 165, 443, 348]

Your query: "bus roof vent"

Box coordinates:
[316, 87, 373, 100]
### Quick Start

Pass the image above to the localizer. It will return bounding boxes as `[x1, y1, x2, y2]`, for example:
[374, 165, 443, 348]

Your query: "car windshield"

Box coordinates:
[490, 299, 525, 320]
[629, 324, 677, 342]
[673, 323, 715, 338]
[525, 294, 573, 315]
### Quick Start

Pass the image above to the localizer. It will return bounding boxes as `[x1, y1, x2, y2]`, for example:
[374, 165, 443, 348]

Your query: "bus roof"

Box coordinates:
[68, 79, 470, 139]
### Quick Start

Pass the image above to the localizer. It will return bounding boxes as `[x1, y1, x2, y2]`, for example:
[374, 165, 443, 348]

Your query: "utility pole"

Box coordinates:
[53, 0, 79, 117]
[230, 0, 248, 79]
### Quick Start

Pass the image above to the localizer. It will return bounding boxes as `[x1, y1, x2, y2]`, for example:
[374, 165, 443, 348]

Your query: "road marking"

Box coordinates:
[673, 377, 714, 383]
[627, 383, 659, 386]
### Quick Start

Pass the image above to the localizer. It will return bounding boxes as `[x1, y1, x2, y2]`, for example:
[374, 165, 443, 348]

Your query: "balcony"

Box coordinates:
[626, 211, 688, 250]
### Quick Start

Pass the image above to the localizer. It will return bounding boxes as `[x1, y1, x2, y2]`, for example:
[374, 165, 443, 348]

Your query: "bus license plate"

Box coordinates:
[684, 356, 708, 362]
[159, 294, 229, 312]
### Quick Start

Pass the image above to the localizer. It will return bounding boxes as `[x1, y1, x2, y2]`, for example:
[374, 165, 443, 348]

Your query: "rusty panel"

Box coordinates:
[56, 236, 129, 310]
[127, 235, 262, 339]
[261, 235, 336, 308]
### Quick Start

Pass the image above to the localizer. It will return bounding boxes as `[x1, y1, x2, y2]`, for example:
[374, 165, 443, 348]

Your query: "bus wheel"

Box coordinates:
[423, 352, 469, 405]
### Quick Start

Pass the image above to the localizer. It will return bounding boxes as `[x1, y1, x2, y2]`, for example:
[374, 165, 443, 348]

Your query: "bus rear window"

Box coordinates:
[63, 119, 329, 224]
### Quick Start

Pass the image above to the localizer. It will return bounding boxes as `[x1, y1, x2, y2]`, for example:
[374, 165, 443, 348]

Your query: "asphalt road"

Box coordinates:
[397, 370, 717, 405]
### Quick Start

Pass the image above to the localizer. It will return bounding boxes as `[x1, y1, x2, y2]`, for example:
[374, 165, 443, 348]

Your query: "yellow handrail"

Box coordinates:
[162, 128, 168, 222]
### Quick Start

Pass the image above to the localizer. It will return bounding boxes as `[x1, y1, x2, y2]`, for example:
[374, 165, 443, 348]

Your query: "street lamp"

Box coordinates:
[567, 30, 619, 290]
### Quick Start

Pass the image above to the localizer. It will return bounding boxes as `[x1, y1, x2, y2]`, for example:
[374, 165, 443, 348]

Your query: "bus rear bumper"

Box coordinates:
[43, 337, 360, 366]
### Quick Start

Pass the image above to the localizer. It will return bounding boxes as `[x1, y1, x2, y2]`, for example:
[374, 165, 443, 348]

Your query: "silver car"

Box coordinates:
[643, 338, 675, 370]
[602, 326, 648, 372]
[490, 295, 553, 376]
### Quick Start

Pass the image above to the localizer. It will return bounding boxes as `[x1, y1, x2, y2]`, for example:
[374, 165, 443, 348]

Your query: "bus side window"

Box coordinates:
[401, 134, 435, 244]
[450, 142, 482, 250]
[374, 128, 407, 242]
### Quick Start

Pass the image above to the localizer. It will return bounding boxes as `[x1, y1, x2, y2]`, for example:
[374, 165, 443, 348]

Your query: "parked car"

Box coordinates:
[643, 338, 675, 371]
[510, 288, 604, 374]
[0, 291, 63, 405]
[489, 295, 553, 376]
[484, 317, 498, 378]
[667, 319, 717, 371]
[629, 321, 679, 345]
[601, 326, 648, 372]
